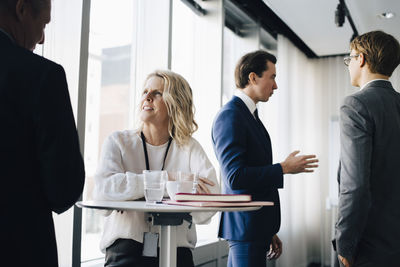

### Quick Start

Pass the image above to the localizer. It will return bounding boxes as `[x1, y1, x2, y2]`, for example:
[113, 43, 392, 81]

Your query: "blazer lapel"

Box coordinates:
[256, 115, 272, 148]
[232, 97, 271, 152]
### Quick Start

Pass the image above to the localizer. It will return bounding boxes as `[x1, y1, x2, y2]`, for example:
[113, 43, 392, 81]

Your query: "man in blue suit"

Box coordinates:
[212, 50, 318, 267]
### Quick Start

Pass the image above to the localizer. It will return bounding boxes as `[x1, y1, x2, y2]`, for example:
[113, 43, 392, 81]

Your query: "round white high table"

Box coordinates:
[76, 200, 262, 267]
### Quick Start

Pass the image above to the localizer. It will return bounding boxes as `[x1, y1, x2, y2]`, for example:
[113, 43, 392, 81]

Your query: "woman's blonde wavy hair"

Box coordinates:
[141, 70, 198, 146]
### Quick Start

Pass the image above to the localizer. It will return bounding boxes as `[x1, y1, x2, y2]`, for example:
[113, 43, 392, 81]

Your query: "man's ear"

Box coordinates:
[15, 0, 28, 21]
[248, 72, 257, 85]
[359, 53, 366, 68]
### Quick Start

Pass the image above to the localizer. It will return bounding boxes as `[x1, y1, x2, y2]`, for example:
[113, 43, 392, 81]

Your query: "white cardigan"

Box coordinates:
[93, 130, 220, 252]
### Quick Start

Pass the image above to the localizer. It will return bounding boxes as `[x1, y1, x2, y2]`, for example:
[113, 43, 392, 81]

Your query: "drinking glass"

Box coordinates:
[143, 170, 167, 203]
[178, 171, 198, 194]
[191, 172, 199, 193]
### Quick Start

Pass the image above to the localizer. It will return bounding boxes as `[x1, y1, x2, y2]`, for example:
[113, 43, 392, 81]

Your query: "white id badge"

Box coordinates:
[142, 232, 159, 257]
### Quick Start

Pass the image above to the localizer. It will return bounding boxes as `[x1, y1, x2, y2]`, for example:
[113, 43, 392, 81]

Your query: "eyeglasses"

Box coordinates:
[343, 54, 359, 66]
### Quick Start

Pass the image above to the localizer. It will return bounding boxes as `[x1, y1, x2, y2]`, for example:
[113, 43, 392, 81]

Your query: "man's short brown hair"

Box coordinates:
[350, 30, 400, 76]
[235, 50, 277, 89]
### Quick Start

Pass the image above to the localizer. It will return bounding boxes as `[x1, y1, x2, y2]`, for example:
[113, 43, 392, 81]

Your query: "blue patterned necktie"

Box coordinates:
[254, 108, 261, 123]
[254, 108, 271, 141]
[254, 108, 272, 158]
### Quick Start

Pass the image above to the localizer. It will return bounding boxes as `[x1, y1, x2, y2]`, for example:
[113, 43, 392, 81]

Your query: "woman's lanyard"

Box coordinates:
[141, 131, 172, 170]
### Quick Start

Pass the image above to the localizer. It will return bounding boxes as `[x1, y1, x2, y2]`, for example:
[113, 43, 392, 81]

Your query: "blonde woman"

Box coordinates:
[94, 70, 219, 267]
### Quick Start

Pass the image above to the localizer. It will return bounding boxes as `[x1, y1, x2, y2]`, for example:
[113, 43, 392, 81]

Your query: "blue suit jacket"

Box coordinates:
[212, 96, 283, 242]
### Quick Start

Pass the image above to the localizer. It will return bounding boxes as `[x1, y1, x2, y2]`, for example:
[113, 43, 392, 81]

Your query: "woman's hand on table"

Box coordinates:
[166, 171, 216, 194]
[196, 177, 215, 194]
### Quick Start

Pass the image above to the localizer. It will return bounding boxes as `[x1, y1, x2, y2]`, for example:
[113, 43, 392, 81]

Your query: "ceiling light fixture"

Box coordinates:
[335, 2, 345, 27]
[334, 0, 359, 41]
[378, 12, 396, 19]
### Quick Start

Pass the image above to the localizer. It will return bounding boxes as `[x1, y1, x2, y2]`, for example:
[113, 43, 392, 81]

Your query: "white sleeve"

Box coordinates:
[93, 134, 145, 201]
[189, 139, 221, 224]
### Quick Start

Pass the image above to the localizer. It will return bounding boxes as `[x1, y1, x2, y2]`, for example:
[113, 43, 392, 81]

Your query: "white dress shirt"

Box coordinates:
[93, 130, 220, 252]
[234, 89, 257, 117]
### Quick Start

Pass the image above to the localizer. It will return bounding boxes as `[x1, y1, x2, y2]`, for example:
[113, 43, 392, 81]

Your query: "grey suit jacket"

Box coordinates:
[335, 80, 400, 261]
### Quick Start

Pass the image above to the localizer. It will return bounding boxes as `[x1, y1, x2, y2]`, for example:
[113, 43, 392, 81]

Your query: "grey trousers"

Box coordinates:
[338, 252, 400, 267]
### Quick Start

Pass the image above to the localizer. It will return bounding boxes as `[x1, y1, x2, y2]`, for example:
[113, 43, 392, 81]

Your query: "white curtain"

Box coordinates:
[260, 34, 356, 267]
[391, 65, 400, 91]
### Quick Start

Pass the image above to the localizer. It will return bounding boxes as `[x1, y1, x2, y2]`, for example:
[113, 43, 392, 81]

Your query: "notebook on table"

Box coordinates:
[173, 193, 251, 202]
[163, 199, 274, 207]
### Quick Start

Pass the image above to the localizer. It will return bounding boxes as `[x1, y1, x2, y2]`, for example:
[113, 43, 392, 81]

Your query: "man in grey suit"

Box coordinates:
[335, 31, 400, 267]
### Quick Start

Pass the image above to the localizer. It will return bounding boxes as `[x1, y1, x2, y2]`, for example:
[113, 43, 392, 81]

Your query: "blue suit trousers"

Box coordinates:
[228, 240, 270, 267]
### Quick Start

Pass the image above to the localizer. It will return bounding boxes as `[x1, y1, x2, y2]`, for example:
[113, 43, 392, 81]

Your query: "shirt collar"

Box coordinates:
[0, 27, 15, 44]
[360, 79, 389, 91]
[234, 89, 257, 115]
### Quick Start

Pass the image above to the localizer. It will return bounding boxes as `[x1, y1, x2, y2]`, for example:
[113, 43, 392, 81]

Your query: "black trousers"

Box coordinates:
[105, 238, 194, 267]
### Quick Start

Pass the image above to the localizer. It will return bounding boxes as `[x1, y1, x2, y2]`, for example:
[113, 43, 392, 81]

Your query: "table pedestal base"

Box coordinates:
[160, 225, 176, 267]
[150, 212, 192, 267]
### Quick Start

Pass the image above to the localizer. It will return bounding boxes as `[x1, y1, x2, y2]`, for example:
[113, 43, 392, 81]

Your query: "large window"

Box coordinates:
[37, 1, 85, 266]
[171, 0, 223, 243]
[39, 0, 226, 265]
[81, 0, 171, 263]
[81, 0, 135, 262]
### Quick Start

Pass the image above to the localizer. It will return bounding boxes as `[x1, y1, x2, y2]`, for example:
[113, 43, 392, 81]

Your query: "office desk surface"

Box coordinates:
[76, 200, 263, 212]
[76, 200, 267, 267]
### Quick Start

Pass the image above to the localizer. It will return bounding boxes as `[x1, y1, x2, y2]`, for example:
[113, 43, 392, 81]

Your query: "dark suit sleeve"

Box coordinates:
[335, 95, 373, 259]
[34, 64, 85, 214]
[212, 109, 283, 191]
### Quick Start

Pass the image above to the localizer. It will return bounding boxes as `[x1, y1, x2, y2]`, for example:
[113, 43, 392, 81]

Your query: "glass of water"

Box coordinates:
[191, 172, 199, 194]
[177, 171, 198, 194]
[143, 170, 167, 203]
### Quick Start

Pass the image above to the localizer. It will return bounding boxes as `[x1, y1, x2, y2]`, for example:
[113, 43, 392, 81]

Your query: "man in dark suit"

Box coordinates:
[335, 31, 400, 267]
[212, 50, 318, 267]
[0, 0, 85, 266]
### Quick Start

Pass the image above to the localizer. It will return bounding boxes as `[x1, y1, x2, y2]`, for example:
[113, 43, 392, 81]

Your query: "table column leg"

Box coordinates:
[159, 225, 177, 267]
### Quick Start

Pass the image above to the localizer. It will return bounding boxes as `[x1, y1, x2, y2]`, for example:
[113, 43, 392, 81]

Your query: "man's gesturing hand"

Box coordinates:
[267, 234, 282, 260]
[280, 150, 319, 174]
